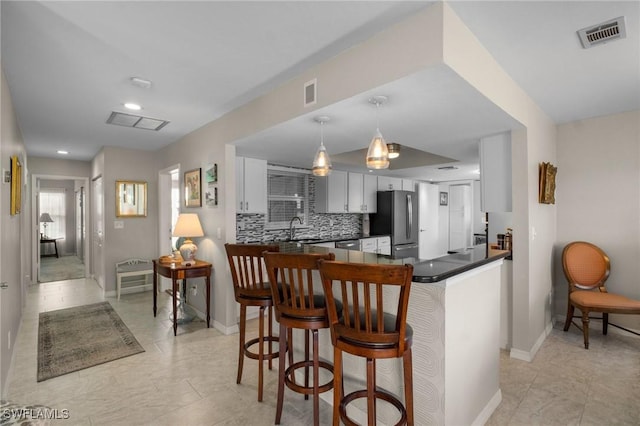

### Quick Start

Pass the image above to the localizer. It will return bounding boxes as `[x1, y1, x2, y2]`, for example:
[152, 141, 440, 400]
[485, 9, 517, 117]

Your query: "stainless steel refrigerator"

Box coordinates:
[370, 190, 418, 258]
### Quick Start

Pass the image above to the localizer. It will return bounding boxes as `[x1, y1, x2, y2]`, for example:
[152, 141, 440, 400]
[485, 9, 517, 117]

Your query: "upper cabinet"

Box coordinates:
[315, 170, 348, 213]
[377, 176, 403, 191]
[347, 173, 378, 213]
[236, 156, 267, 213]
[402, 179, 415, 192]
[479, 133, 512, 212]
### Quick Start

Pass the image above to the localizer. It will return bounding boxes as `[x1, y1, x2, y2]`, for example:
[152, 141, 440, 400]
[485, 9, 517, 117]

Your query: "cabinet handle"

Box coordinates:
[246, 201, 249, 211]
[0, 282, 8, 289]
[345, 204, 348, 212]
[240, 201, 243, 211]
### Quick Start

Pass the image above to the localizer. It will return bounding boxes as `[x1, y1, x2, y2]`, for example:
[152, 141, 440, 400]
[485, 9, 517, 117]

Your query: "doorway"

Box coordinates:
[158, 165, 180, 292]
[91, 175, 105, 290]
[449, 184, 472, 251]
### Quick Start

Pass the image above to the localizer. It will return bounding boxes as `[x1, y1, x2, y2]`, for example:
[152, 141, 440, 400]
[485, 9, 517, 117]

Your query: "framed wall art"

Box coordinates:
[184, 168, 202, 207]
[10, 156, 21, 215]
[116, 180, 147, 217]
[538, 162, 557, 204]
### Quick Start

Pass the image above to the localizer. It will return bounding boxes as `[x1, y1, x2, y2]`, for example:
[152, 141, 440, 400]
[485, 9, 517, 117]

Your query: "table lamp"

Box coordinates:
[39, 212, 53, 238]
[172, 213, 204, 265]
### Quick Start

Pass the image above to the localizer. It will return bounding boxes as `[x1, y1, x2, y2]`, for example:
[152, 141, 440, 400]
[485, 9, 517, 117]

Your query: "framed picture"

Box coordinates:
[115, 180, 147, 217]
[184, 168, 202, 207]
[205, 163, 218, 184]
[10, 156, 22, 215]
[439, 191, 448, 206]
[538, 162, 557, 204]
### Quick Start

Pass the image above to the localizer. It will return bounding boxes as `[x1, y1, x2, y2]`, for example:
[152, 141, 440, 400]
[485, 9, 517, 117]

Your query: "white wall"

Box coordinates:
[554, 110, 640, 331]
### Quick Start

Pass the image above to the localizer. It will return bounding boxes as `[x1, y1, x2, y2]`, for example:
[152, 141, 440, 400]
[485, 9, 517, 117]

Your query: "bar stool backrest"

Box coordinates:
[225, 243, 279, 301]
[318, 260, 413, 357]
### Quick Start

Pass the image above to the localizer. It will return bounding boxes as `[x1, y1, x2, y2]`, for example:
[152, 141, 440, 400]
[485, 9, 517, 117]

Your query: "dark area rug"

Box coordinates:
[37, 302, 144, 382]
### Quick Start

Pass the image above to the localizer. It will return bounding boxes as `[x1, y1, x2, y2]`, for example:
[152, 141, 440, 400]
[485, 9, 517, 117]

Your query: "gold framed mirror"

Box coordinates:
[116, 180, 147, 217]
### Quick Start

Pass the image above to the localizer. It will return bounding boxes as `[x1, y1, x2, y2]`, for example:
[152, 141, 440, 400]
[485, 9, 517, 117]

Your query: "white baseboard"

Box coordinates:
[472, 389, 502, 426]
[510, 321, 552, 362]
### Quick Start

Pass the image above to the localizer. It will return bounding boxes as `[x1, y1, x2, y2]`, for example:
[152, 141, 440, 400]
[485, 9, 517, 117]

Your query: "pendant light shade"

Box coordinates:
[312, 116, 332, 176]
[366, 96, 390, 170]
[366, 128, 390, 169]
[387, 143, 401, 159]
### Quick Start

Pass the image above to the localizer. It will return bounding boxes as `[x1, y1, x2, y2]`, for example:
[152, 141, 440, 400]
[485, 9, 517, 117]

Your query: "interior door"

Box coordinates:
[418, 182, 442, 259]
[91, 176, 105, 290]
[75, 187, 84, 261]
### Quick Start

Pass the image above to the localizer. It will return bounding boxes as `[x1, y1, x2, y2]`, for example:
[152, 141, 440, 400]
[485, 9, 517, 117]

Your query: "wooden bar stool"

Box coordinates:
[225, 243, 280, 402]
[264, 251, 337, 426]
[318, 260, 414, 426]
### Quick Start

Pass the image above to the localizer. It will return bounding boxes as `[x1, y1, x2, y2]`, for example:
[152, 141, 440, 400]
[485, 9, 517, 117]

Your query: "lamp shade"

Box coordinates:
[312, 143, 332, 176]
[366, 128, 390, 169]
[172, 213, 204, 238]
[387, 143, 401, 159]
[39, 213, 54, 223]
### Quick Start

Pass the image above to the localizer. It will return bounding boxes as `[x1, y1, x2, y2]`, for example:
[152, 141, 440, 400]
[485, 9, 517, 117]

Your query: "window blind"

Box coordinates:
[267, 167, 308, 227]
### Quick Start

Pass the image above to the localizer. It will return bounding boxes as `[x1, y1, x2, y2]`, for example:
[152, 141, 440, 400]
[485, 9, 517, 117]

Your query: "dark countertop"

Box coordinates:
[249, 234, 390, 244]
[269, 242, 510, 284]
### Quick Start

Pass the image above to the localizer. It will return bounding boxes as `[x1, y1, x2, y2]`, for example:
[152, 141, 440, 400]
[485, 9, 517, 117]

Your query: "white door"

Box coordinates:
[158, 166, 180, 292]
[418, 182, 442, 259]
[75, 187, 84, 261]
[449, 184, 472, 251]
[92, 176, 105, 290]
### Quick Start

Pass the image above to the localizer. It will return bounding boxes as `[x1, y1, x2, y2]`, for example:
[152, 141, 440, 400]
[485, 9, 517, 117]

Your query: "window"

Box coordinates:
[267, 166, 309, 228]
[40, 189, 66, 239]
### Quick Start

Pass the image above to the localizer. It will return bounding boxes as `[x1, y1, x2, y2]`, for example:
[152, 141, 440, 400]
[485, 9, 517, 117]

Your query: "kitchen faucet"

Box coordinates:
[289, 216, 303, 240]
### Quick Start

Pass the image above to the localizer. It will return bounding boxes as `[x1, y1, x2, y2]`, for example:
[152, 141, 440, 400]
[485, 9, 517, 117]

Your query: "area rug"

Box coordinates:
[37, 302, 144, 382]
[39, 255, 85, 283]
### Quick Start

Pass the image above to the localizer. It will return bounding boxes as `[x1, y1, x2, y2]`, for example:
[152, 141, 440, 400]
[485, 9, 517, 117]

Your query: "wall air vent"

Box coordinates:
[577, 16, 626, 49]
[106, 111, 169, 131]
[304, 78, 317, 107]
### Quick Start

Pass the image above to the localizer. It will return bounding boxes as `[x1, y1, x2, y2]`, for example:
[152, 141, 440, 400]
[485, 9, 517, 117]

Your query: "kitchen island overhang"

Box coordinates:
[265, 242, 509, 425]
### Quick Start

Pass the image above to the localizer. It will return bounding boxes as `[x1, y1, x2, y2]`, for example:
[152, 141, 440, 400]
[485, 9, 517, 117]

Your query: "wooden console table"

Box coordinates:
[40, 237, 60, 258]
[153, 259, 212, 336]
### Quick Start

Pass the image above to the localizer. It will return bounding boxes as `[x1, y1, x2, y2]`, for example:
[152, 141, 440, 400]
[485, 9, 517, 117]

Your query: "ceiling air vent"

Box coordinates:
[577, 16, 626, 49]
[106, 112, 169, 131]
[437, 166, 458, 171]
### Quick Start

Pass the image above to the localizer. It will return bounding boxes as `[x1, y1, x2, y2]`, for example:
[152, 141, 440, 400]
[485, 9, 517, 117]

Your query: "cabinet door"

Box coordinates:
[243, 157, 267, 213]
[377, 176, 402, 191]
[348, 172, 364, 213]
[236, 156, 245, 212]
[362, 174, 377, 213]
[402, 179, 415, 192]
[360, 238, 377, 253]
[479, 133, 512, 212]
[376, 236, 391, 255]
[327, 170, 348, 213]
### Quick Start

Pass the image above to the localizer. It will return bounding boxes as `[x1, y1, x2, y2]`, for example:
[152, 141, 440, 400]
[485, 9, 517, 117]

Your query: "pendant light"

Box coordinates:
[312, 115, 332, 176]
[366, 96, 390, 169]
[387, 143, 401, 159]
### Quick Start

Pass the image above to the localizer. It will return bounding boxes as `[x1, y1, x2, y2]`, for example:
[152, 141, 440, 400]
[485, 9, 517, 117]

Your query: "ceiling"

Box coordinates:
[2, 1, 639, 182]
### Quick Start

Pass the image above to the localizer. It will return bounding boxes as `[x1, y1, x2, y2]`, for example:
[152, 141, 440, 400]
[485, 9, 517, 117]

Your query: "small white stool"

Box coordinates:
[115, 259, 154, 300]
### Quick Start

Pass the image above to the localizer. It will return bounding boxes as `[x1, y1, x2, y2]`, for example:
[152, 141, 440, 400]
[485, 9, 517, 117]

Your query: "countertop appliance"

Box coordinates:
[370, 190, 418, 258]
[335, 239, 360, 250]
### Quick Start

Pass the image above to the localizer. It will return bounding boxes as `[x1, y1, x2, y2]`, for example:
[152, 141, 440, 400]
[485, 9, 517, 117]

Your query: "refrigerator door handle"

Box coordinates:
[406, 194, 412, 239]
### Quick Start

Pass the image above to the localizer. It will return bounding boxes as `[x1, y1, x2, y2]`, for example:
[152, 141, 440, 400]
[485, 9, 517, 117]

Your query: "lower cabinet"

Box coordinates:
[360, 236, 391, 255]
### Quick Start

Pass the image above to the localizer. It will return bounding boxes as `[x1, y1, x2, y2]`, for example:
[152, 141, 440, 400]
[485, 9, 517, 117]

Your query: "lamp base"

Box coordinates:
[179, 238, 198, 265]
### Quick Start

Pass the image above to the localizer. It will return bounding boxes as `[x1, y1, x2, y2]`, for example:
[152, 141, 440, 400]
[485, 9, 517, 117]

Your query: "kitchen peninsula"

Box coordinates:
[277, 242, 509, 426]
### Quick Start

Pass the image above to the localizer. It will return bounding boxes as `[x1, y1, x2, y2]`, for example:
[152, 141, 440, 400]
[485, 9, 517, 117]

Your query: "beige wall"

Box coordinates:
[1, 68, 27, 396]
[555, 110, 640, 331]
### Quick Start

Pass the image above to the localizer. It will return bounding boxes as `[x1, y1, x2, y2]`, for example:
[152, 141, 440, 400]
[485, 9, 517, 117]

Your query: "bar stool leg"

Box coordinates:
[312, 329, 320, 426]
[304, 329, 310, 400]
[332, 347, 342, 426]
[268, 306, 274, 370]
[403, 348, 414, 426]
[237, 304, 247, 384]
[258, 306, 266, 402]
[275, 322, 287, 424]
[366, 358, 376, 425]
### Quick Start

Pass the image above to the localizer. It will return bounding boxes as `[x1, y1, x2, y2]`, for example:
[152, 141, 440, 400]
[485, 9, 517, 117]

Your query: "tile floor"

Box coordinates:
[5, 278, 640, 425]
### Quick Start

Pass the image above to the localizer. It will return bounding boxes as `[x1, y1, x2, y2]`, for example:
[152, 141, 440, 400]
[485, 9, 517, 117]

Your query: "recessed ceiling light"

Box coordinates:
[124, 103, 142, 111]
[57, 150, 68, 155]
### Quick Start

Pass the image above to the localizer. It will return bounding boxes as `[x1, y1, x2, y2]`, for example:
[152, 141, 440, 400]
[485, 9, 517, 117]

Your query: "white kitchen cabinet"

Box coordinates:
[377, 176, 402, 191]
[402, 179, 415, 192]
[347, 173, 378, 213]
[315, 170, 348, 213]
[479, 133, 512, 212]
[236, 156, 267, 213]
[310, 241, 335, 248]
[360, 236, 391, 255]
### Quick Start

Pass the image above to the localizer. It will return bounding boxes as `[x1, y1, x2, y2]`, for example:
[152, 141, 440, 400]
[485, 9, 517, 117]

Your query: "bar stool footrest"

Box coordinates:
[284, 359, 334, 395]
[340, 388, 408, 426]
[244, 336, 280, 361]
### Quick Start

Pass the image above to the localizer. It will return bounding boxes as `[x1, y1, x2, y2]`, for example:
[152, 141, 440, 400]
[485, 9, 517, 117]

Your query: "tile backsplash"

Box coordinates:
[236, 175, 362, 243]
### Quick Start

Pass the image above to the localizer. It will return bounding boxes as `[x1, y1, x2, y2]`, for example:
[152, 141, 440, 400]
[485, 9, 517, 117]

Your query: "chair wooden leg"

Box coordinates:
[312, 329, 320, 426]
[268, 306, 273, 370]
[258, 306, 265, 401]
[287, 327, 295, 385]
[366, 358, 376, 426]
[603, 312, 609, 335]
[237, 304, 247, 384]
[403, 348, 414, 426]
[333, 347, 342, 426]
[304, 329, 310, 401]
[581, 310, 590, 349]
[563, 302, 574, 331]
[275, 322, 287, 424]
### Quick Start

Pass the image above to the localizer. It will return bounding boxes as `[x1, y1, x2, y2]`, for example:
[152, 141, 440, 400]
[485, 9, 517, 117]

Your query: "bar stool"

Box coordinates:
[264, 251, 337, 426]
[318, 260, 414, 426]
[225, 243, 280, 402]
